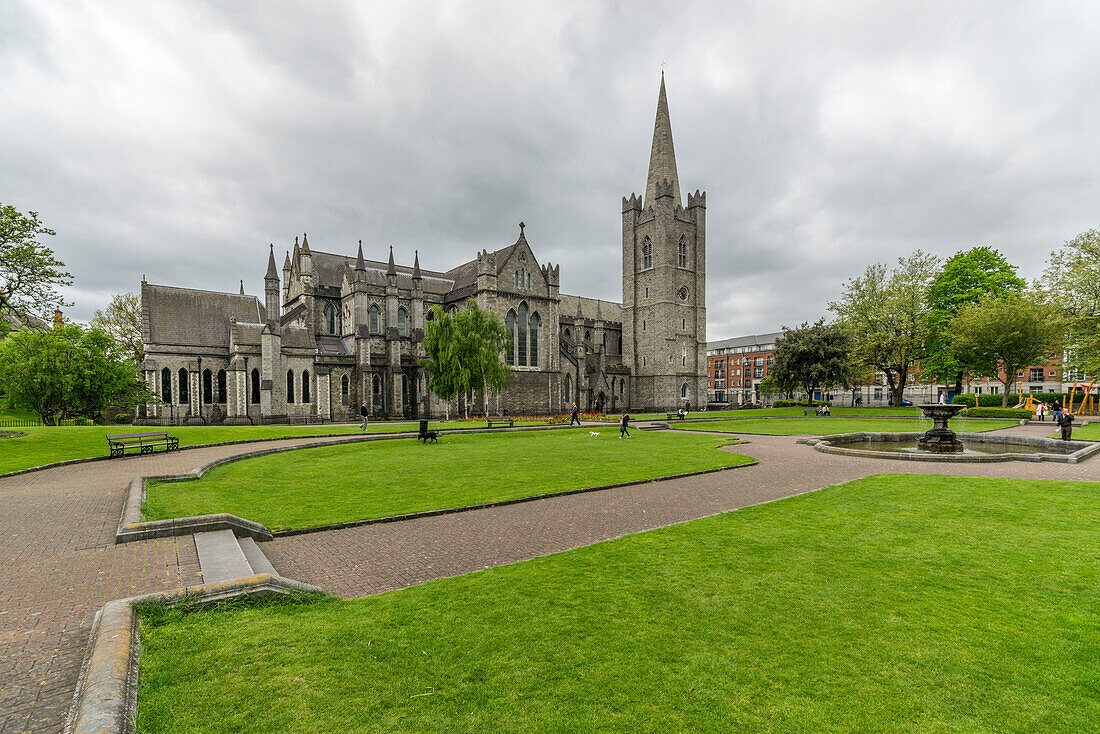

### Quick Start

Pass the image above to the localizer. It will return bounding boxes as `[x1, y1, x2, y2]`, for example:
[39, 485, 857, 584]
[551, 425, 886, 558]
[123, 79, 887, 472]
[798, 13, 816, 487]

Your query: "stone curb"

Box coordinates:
[113, 424, 598, 543]
[799, 432, 1100, 464]
[1, 421, 585, 480]
[64, 574, 323, 734]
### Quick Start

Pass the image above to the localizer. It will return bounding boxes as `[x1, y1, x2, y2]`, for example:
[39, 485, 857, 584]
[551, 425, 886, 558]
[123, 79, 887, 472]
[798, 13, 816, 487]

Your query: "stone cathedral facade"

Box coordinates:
[139, 76, 707, 423]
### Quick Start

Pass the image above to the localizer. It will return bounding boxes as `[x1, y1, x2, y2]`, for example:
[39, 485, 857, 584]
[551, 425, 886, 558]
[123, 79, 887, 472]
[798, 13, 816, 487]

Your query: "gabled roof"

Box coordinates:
[144, 283, 264, 348]
[707, 332, 783, 352]
[309, 250, 454, 295]
[560, 294, 623, 324]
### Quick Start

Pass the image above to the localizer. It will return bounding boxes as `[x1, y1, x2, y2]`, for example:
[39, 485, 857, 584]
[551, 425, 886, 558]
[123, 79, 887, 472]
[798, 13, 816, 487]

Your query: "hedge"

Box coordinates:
[954, 392, 1070, 408]
[964, 407, 1032, 419]
[773, 399, 829, 408]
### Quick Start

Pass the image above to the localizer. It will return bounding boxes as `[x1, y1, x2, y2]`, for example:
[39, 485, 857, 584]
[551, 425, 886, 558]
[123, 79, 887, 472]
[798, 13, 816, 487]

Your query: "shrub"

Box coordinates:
[951, 394, 976, 408]
[772, 399, 829, 408]
[965, 407, 1031, 419]
[115, 413, 133, 424]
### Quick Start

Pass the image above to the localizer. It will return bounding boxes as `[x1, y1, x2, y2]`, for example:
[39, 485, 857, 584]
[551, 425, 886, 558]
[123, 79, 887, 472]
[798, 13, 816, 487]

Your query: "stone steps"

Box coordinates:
[194, 529, 278, 584]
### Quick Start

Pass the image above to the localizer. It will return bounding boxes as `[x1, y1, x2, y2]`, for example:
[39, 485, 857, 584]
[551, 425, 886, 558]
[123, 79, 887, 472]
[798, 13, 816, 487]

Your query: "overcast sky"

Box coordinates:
[3, 1, 1098, 339]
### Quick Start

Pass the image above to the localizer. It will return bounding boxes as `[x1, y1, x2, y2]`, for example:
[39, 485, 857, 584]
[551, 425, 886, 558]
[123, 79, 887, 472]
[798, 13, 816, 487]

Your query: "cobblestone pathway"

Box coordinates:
[1, 424, 1096, 732]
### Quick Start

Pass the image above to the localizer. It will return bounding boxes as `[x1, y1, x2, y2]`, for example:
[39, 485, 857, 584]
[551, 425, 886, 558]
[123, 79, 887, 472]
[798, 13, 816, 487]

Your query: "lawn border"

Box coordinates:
[118, 437, 755, 542]
[64, 574, 323, 734]
[0, 421, 580, 479]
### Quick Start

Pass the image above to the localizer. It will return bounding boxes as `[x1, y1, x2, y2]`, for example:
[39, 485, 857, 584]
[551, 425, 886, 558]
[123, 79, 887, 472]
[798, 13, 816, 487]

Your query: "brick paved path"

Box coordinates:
[0, 425, 1095, 732]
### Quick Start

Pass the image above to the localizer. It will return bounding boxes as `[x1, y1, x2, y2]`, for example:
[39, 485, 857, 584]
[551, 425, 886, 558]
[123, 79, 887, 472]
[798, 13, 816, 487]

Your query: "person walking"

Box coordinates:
[359, 400, 369, 431]
[1052, 399, 1063, 425]
[1057, 409, 1074, 441]
[1037, 401, 1047, 422]
[569, 403, 580, 426]
[619, 410, 630, 438]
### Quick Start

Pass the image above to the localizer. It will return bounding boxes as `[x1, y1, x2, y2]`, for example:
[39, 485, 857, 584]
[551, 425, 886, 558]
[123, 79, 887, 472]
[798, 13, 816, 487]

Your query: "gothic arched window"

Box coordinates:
[682, 382, 689, 399]
[528, 312, 540, 367]
[678, 235, 688, 268]
[619, 379, 625, 400]
[565, 373, 572, 403]
[178, 368, 189, 405]
[642, 236, 652, 269]
[286, 370, 295, 404]
[505, 310, 516, 366]
[202, 369, 212, 404]
[302, 370, 311, 403]
[517, 302, 528, 366]
[251, 368, 260, 404]
[217, 370, 227, 403]
[398, 307, 407, 336]
[341, 374, 349, 405]
[325, 304, 336, 334]
[369, 305, 380, 334]
[161, 367, 171, 403]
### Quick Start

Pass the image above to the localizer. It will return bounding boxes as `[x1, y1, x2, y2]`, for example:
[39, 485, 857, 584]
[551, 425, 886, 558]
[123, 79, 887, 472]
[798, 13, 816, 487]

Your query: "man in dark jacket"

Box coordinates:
[569, 403, 580, 426]
[619, 411, 630, 438]
[359, 400, 369, 431]
[1057, 410, 1074, 441]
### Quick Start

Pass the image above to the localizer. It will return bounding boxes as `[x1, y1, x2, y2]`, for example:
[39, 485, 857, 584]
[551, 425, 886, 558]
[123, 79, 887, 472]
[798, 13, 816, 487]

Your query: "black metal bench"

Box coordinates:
[666, 412, 686, 420]
[418, 420, 438, 443]
[287, 415, 328, 425]
[486, 415, 514, 428]
[106, 431, 179, 458]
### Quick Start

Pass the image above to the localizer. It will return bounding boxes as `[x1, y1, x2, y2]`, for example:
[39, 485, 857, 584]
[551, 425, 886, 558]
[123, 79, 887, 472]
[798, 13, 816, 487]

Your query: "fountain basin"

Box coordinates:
[802, 432, 1100, 463]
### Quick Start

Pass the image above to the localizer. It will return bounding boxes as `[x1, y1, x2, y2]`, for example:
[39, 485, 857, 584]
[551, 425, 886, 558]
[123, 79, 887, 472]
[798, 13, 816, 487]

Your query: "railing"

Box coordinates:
[0, 418, 43, 428]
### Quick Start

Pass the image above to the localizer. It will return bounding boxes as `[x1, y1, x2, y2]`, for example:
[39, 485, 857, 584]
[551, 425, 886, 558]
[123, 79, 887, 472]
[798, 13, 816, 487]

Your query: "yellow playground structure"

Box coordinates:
[1012, 380, 1097, 415]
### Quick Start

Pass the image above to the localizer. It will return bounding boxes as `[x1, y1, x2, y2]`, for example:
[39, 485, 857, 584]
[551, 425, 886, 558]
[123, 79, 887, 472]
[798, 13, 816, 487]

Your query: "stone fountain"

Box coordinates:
[916, 403, 965, 453]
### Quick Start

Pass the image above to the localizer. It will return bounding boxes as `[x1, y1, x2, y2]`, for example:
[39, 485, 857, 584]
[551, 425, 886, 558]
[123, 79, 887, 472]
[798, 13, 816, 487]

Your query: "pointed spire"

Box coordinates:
[575, 297, 583, 320]
[240, 279, 245, 295]
[644, 73, 681, 208]
[412, 250, 422, 280]
[386, 245, 397, 276]
[283, 250, 291, 269]
[292, 236, 300, 262]
[265, 244, 279, 279]
[596, 298, 603, 320]
[355, 239, 366, 271]
[301, 232, 311, 254]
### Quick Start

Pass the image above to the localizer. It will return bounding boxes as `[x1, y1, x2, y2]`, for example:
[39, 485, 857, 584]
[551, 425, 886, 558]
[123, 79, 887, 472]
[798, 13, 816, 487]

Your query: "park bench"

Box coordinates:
[287, 415, 328, 425]
[665, 412, 687, 420]
[417, 419, 438, 444]
[803, 409, 817, 416]
[106, 431, 179, 458]
[486, 415, 514, 428]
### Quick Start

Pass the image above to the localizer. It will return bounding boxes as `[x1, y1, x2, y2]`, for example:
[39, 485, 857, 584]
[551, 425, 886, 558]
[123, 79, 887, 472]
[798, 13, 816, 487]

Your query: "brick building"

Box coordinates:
[706, 332, 780, 405]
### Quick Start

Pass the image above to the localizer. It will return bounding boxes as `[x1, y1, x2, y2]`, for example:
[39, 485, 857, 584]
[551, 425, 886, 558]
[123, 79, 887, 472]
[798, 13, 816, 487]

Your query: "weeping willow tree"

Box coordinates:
[420, 300, 512, 418]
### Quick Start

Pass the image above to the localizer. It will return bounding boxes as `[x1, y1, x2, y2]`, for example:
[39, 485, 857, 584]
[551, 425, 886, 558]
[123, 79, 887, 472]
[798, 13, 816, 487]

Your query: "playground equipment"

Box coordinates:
[1065, 380, 1097, 416]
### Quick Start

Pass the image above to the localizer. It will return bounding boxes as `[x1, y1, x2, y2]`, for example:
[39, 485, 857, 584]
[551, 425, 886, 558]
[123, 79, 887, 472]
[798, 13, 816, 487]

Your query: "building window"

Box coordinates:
[642, 320, 646, 332]
[202, 369, 212, 404]
[398, 307, 407, 336]
[341, 375, 349, 406]
[1029, 368, 1044, 382]
[563, 327, 571, 339]
[754, 368, 763, 378]
[754, 357, 764, 366]
[217, 370, 227, 403]
[529, 312, 540, 367]
[678, 236, 687, 268]
[517, 302, 528, 366]
[302, 370, 311, 403]
[160, 367, 171, 403]
[286, 370, 295, 403]
[178, 368, 189, 405]
[642, 236, 652, 269]
[505, 310, 516, 365]
[369, 305, 380, 333]
[681, 382, 689, 399]
[565, 373, 572, 403]
[251, 369, 260, 404]
[585, 330, 591, 342]
[645, 287, 649, 298]
[619, 380, 624, 400]
[682, 319, 685, 330]
[325, 304, 336, 334]
[1049, 370, 1056, 377]
[372, 374, 382, 405]
[642, 356, 647, 367]
[874, 388, 882, 401]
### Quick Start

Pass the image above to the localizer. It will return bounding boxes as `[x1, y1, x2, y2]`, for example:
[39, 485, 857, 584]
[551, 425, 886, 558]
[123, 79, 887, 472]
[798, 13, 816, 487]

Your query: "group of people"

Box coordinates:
[569, 402, 632, 437]
[1035, 399, 1076, 440]
[815, 404, 831, 416]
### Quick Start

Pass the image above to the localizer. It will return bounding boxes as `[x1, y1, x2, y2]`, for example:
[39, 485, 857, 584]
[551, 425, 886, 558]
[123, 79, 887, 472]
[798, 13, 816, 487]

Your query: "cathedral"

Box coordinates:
[139, 76, 707, 423]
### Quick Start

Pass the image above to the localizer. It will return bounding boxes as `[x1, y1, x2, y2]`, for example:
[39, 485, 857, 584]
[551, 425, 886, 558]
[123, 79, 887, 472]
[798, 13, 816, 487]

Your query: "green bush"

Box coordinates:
[965, 407, 1031, 419]
[773, 399, 829, 408]
[115, 413, 133, 424]
[951, 394, 976, 407]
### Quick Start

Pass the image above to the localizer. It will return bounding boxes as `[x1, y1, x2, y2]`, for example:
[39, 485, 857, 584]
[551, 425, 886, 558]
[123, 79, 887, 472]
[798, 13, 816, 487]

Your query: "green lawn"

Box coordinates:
[136, 474, 1100, 732]
[0, 407, 40, 422]
[144, 429, 750, 530]
[1058, 421, 1100, 440]
[606, 407, 928, 422]
[670, 416, 1015, 435]
[0, 419, 555, 475]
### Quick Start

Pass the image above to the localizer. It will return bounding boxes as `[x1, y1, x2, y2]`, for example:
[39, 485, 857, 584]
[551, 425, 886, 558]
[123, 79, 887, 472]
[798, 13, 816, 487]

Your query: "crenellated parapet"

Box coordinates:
[654, 178, 676, 201]
[621, 193, 642, 213]
[476, 249, 497, 275]
[541, 262, 560, 287]
[686, 190, 706, 209]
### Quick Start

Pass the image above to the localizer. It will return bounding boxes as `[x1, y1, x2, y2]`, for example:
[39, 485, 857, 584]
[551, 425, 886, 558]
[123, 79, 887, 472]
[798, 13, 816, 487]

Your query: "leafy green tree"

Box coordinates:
[91, 292, 143, 365]
[0, 204, 72, 322]
[947, 294, 1062, 407]
[830, 251, 939, 407]
[926, 247, 1025, 394]
[1038, 228, 1100, 375]
[771, 320, 854, 401]
[0, 323, 153, 424]
[420, 300, 512, 418]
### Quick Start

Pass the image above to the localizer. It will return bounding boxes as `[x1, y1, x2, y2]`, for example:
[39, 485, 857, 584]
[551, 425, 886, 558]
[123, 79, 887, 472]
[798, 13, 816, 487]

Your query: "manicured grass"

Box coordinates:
[0, 419, 554, 475]
[136, 474, 1100, 732]
[0, 407, 41, 422]
[1058, 421, 1100, 440]
[606, 407, 928, 421]
[144, 429, 750, 530]
[670, 416, 1015, 435]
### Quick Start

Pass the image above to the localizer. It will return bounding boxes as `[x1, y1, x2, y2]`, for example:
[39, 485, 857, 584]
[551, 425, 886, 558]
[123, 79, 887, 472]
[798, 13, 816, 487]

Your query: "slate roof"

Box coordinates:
[144, 284, 264, 348]
[444, 243, 519, 292]
[559, 294, 623, 324]
[707, 332, 783, 353]
[317, 336, 351, 356]
[308, 250, 454, 295]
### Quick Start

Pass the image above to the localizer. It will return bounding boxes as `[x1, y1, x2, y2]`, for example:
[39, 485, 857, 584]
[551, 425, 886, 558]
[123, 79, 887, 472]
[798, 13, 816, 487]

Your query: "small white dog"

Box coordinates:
[589, 431, 600, 437]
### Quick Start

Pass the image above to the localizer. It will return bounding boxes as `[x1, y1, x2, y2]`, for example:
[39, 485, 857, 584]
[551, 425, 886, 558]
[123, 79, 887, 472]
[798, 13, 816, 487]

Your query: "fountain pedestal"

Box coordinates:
[916, 403, 965, 453]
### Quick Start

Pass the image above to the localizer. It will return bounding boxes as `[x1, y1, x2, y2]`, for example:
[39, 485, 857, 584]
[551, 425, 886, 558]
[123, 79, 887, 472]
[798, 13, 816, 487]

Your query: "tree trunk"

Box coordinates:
[1001, 378, 1011, 407]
